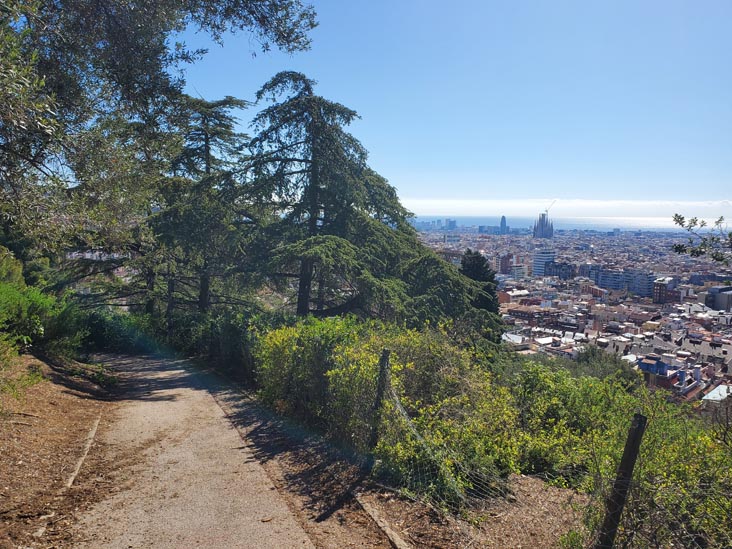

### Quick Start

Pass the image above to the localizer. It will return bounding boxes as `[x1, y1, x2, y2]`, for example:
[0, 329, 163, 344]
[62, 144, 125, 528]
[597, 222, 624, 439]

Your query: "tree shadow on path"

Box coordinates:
[208, 379, 371, 524]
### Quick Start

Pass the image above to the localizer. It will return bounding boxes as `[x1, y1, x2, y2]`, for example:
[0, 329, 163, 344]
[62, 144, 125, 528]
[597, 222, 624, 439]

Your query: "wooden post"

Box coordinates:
[367, 349, 391, 454]
[595, 412, 648, 549]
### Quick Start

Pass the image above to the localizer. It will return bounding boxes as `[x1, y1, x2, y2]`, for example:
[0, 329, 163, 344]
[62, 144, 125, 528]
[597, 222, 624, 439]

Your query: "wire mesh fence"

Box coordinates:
[382, 384, 509, 511]
[255, 320, 732, 548]
[368, 349, 732, 549]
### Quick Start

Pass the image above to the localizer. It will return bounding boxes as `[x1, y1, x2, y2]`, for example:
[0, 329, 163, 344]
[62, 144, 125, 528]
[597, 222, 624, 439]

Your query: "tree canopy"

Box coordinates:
[1, 0, 316, 252]
[460, 248, 498, 313]
[2, 2, 502, 347]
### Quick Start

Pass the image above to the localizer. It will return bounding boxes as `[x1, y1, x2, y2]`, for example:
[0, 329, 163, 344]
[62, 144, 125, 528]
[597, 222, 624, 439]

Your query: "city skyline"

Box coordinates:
[402, 198, 731, 226]
[179, 0, 732, 217]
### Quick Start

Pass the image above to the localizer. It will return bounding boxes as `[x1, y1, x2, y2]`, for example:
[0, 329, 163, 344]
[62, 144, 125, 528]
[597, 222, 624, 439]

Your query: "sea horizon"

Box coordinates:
[412, 215, 688, 231]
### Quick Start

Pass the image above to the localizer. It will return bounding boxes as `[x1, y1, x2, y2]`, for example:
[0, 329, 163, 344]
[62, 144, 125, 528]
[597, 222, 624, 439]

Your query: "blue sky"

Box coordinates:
[180, 0, 732, 220]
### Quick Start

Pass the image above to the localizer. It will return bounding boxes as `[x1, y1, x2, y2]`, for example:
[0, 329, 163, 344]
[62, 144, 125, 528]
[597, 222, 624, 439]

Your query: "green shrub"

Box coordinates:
[252, 316, 732, 541]
[189, 310, 262, 383]
[0, 332, 17, 369]
[0, 246, 24, 286]
[590, 389, 732, 548]
[256, 318, 519, 505]
[0, 360, 44, 401]
[373, 328, 520, 501]
[0, 283, 48, 349]
[256, 316, 363, 427]
[83, 309, 162, 354]
[0, 282, 86, 357]
[326, 334, 384, 448]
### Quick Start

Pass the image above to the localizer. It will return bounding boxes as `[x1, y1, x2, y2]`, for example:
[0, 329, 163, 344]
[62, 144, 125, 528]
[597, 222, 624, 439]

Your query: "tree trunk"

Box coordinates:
[144, 268, 156, 316]
[316, 270, 325, 311]
[199, 267, 210, 314]
[204, 128, 211, 175]
[166, 273, 175, 341]
[295, 113, 322, 317]
[296, 259, 313, 316]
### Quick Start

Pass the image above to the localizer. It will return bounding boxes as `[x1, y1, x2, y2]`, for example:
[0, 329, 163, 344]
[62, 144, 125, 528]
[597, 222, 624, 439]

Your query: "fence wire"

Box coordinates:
[373, 379, 732, 549]
[386, 385, 509, 509]
[367, 384, 513, 548]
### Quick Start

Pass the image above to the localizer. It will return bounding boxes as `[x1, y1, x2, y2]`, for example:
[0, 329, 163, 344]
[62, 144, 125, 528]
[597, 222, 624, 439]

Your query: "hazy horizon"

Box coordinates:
[411, 214, 687, 231]
[402, 198, 731, 227]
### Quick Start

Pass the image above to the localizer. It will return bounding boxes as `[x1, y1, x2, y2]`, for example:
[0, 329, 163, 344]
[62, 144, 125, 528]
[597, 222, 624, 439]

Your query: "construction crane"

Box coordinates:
[545, 199, 557, 215]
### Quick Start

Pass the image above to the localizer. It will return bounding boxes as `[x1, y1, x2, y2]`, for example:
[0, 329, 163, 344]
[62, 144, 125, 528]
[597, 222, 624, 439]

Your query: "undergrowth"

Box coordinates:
[254, 316, 732, 548]
[0, 359, 45, 410]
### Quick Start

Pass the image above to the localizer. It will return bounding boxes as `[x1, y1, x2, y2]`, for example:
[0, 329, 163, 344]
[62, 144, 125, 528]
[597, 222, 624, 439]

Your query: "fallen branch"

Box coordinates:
[11, 411, 40, 418]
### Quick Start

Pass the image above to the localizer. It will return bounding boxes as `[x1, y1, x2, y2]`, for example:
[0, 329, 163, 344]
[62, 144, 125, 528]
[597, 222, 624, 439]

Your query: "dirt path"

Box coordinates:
[3, 354, 586, 548]
[73, 355, 316, 549]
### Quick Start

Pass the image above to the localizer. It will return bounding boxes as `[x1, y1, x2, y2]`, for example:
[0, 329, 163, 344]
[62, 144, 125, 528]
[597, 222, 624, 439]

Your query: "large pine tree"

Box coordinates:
[250, 72, 413, 316]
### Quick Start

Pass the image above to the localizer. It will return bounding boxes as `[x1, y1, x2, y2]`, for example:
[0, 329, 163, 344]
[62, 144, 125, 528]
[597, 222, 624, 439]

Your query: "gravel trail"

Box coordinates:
[73, 355, 315, 549]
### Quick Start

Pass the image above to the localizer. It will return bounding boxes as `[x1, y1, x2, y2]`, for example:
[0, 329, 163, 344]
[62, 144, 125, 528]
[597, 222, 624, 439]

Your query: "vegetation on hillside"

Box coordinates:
[255, 317, 731, 548]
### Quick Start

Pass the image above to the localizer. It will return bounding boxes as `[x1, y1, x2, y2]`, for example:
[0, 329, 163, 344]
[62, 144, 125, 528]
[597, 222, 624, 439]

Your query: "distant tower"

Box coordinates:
[533, 212, 554, 239]
[500, 215, 507, 235]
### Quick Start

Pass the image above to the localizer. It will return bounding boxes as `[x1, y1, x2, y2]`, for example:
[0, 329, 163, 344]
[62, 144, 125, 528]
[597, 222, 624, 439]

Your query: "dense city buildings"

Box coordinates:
[416, 217, 732, 407]
[545, 260, 577, 280]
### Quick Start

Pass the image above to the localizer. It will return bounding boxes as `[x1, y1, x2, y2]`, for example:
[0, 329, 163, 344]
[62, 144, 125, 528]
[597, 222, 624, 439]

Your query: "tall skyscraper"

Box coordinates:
[533, 212, 554, 239]
[500, 215, 507, 235]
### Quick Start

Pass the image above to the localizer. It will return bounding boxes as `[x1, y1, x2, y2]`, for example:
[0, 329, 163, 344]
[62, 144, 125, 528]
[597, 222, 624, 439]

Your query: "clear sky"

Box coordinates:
[179, 0, 732, 221]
